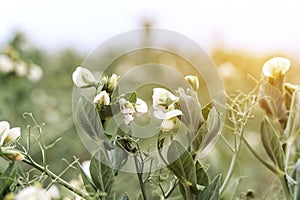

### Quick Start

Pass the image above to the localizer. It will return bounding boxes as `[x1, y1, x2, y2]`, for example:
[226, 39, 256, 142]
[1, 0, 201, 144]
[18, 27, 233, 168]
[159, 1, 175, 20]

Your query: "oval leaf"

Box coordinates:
[0, 163, 16, 199]
[75, 95, 105, 140]
[261, 117, 285, 171]
[284, 89, 300, 141]
[167, 140, 197, 188]
[90, 149, 116, 200]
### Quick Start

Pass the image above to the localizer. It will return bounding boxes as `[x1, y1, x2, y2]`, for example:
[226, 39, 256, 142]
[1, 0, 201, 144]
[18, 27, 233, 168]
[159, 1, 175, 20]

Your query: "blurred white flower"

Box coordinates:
[161, 109, 183, 132]
[119, 97, 148, 125]
[81, 160, 91, 178]
[262, 57, 290, 78]
[16, 186, 51, 200]
[47, 185, 60, 199]
[93, 90, 110, 105]
[27, 64, 43, 82]
[184, 75, 199, 91]
[0, 121, 21, 146]
[219, 62, 236, 79]
[0, 54, 14, 74]
[72, 67, 96, 88]
[15, 61, 27, 77]
[108, 73, 120, 89]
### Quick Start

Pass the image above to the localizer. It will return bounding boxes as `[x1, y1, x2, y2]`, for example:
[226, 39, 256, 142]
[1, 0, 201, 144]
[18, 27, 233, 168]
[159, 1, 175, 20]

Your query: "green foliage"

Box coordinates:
[177, 88, 203, 135]
[288, 160, 300, 200]
[167, 140, 197, 188]
[90, 149, 116, 200]
[260, 117, 285, 172]
[75, 95, 105, 140]
[191, 104, 220, 155]
[284, 90, 300, 141]
[77, 163, 99, 199]
[0, 163, 16, 199]
[197, 175, 222, 200]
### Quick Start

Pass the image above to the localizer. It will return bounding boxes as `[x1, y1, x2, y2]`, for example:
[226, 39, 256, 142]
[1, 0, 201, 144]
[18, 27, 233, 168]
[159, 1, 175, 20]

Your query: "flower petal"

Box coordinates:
[124, 114, 134, 125]
[3, 127, 21, 144]
[262, 57, 290, 78]
[72, 67, 96, 88]
[165, 109, 183, 119]
[94, 90, 110, 105]
[161, 119, 175, 132]
[135, 98, 148, 114]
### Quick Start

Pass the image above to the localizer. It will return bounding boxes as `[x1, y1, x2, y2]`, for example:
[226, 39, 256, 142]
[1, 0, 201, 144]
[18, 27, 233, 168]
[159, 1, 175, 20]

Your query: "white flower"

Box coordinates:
[262, 57, 290, 78]
[81, 160, 91, 178]
[109, 74, 120, 89]
[153, 88, 178, 110]
[161, 109, 183, 132]
[124, 114, 135, 125]
[15, 61, 27, 77]
[16, 186, 51, 200]
[184, 75, 199, 91]
[47, 185, 60, 199]
[135, 98, 148, 116]
[0, 54, 14, 74]
[27, 64, 43, 82]
[119, 98, 148, 125]
[94, 90, 110, 105]
[72, 67, 96, 88]
[0, 121, 21, 146]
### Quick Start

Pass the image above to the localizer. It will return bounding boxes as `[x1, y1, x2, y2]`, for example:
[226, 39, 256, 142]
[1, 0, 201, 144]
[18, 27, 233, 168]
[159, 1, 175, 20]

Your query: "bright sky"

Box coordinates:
[1, 0, 300, 54]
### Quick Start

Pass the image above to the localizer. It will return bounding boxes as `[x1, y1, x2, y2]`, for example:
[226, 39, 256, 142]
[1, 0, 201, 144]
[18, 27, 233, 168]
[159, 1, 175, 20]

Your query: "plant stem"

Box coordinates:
[242, 137, 280, 175]
[219, 149, 239, 195]
[22, 158, 91, 200]
[279, 175, 292, 200]
[242, 137, 291, 200]
[134, 155, 148, 200]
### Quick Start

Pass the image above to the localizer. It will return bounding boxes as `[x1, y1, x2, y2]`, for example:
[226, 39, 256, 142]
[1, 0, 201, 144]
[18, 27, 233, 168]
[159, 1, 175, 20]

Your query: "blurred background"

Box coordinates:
[1, 0, 300, 199]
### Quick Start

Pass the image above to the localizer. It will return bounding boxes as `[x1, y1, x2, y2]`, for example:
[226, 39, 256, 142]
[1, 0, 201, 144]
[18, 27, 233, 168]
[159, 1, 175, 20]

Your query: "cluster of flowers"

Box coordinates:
[0, 121, 24, 161]
[72, 67, 199, 132]
[0, 45, 43, 82]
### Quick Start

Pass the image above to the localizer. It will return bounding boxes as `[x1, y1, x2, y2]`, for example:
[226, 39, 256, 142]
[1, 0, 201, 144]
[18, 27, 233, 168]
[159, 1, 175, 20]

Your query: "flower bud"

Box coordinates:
[161, 109, 183, 132]
[93, 90, 110, 105]
[184, 75, 199, 91]
[72, 67, 96, 88]
[2, 148, 24, 161]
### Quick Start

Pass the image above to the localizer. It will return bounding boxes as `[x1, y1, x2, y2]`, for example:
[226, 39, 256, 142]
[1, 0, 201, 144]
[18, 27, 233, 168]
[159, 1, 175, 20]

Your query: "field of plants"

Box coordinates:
[1, 28, 300, 200]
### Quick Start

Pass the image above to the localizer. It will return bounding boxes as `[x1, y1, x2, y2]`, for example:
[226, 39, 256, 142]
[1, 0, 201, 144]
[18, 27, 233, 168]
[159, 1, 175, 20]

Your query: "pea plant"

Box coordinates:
[0, 57, 299, 200]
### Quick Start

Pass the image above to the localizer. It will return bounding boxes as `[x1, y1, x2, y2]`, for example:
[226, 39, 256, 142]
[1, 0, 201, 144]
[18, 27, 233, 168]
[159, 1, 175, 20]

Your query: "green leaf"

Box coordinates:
[76, 163, 99, 199]
[197, 174, 222, 200]
[75, 95, 105, 140]
[178, 88, 203, 135]
[191, 107, 220, 154]
[109, 147, 128, 176]
[261, 117, 285, 171]
[196, 161, 209, 187]
[258, 81, 287, 123]
[284, 89, 300, 141]
[124, 92, 137, 103]
[0, 162, 16, 199]
[167, 140, 197, 188]
[121, 193, 130, 200]
[90, 150, 116, 200]
[288, 160, 300, 200]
